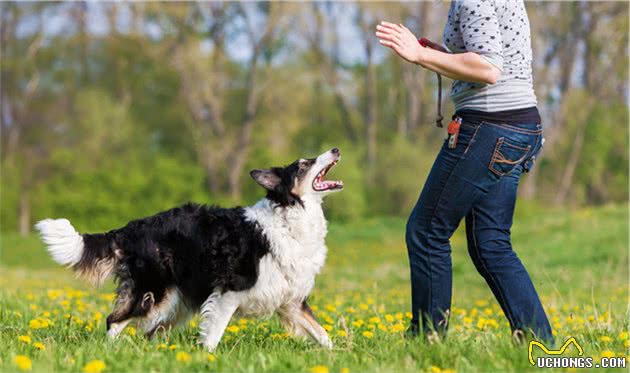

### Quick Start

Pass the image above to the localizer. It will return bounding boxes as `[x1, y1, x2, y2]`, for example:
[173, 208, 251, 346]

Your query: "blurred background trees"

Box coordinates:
[1, 1, 628, 234]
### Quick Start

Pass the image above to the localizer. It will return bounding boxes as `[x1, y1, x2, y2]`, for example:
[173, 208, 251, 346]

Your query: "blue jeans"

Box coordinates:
[405, 117, 553, 342]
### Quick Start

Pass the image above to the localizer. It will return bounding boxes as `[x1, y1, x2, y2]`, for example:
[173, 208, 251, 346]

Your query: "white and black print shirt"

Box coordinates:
[443, 0, 537, 112]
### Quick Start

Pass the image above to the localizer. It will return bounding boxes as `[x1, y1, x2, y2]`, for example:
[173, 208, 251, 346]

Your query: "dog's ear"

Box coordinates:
[250, 169, 282, 191]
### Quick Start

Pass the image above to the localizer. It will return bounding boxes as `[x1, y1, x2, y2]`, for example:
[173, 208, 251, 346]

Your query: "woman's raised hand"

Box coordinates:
[375, 21, 425, 64]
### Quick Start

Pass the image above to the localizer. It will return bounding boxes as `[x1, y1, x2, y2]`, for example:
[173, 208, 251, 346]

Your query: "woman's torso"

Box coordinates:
[443, 0, 537, 113]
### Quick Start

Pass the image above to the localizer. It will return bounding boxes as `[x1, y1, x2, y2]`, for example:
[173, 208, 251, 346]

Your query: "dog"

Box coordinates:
[35, 148, 343, 351]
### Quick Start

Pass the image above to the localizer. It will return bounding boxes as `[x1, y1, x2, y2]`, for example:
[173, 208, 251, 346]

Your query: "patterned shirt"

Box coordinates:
[443, 0, 537, 112]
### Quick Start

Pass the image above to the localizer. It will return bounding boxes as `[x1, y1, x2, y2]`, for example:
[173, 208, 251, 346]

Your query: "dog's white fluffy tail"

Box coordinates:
[35, 218, 84, 267]
[35, 218, 116, 286]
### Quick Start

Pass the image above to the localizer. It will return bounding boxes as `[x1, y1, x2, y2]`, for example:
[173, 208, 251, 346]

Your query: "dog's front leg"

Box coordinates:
[278, 300, 333, 349]
[199, 292, 239, 352]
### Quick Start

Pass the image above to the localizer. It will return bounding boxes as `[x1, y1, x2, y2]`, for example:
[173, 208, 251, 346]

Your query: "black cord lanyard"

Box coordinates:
[418, 38, 446, 128]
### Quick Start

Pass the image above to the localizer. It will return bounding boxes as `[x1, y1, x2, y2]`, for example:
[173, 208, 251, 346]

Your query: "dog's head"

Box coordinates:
[250, 148, 343, 206]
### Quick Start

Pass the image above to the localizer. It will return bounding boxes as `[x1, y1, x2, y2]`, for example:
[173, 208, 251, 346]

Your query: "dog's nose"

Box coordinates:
[331, 147, 340, 155]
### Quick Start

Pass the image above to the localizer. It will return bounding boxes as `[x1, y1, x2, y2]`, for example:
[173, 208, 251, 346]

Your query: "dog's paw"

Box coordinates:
[320, 336, 333, 350]
[203, 340, 219, 352]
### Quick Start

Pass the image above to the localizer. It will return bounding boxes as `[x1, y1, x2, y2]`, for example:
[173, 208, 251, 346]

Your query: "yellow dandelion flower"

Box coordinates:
[474, 300, 488, 307]
[485, 319, 499, 329]
[476, 318, 486, 330]
[359, 303, 369, 311]
[384, 314, 394, 323]
[345, 307, 357, 314]
[157, 343, 167, 350]
[168, 344, 178, 350]
[93, 312, 103, 321]
[624, 340, 629, 348]
[463, 317, 473, 325]
[14, 355, 32, 371]
[368, 317, 381, 324]
[599, 336, 612, 343]
[42, 311, 51, 318]
[600, 351, 615, 359]
[175, 352, 192, 363]
[226, 325, 240, 333]
[618, 331, 628, 341]
[430, 366, 442, 373]
[82, 359, 106, 373]
[33, 342, 45, 351]
[324, 316, 334, 324]
[311, 305, 319, 312]
[323, 324, 333, 331]
[362, 331, 374, 338]
[207, 354, 217, 362]
[28, 318, 50, 330]
[483, 308, 493, 316]
[341, 368, 350, 373]
[238, 318, 248, 326]
[310, 365, 329, 373]
[18, 335, 31, 344]
[389, 324, 405, 333]
[367, 324, 375, 330]
[189, 320, 198, 328]
[352, 320, 364, 328]
[336, 330, 347, 337]
[125, 326, 136, 337]
[29, 304, 38, 311]
[325, 304, 336, 312]
[395, 312, 403, 320]
[405, 312, 413, 319]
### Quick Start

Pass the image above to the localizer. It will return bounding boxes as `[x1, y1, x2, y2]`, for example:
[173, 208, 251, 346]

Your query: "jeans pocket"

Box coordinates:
[489, 137, 532, 176]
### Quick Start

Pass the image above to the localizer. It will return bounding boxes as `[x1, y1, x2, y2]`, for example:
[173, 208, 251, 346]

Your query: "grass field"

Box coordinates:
[1, 203, 628, 372]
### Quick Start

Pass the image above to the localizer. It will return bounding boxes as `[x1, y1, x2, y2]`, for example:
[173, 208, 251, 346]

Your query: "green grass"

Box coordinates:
[0, 203, 628, 372]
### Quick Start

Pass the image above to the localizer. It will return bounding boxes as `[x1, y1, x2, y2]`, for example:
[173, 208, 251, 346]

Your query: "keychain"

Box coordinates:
[447, 117, 462, 149]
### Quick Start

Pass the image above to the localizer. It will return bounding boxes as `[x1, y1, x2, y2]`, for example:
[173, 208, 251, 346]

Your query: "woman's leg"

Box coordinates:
[465, 165, 553, 342]
[405, 123, 488, 335]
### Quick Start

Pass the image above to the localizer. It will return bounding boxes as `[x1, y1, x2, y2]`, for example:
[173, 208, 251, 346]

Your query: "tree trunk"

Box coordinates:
[19, 191, 30, 236]
[364, 33, 377, 174]
[554, 117, 588, 204]
[227, 47, 260, 200]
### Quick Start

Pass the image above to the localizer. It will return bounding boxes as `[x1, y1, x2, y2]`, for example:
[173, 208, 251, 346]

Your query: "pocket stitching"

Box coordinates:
[489, 137, 532, 176]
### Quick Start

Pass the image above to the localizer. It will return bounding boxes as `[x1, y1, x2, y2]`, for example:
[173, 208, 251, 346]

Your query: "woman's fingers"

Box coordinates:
[375, 25, 401, 39]
[380, 21, 402, 31]
[377, 22, 402, 34]
[378, 40, 402, 54]
[375, 31, 402, 45]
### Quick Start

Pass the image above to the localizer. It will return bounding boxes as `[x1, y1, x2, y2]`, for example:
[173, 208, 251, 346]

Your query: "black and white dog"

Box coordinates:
[36, 148, 343, 351]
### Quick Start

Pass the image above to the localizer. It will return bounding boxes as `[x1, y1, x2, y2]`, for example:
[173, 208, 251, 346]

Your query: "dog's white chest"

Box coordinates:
[238, 198, 328, 317]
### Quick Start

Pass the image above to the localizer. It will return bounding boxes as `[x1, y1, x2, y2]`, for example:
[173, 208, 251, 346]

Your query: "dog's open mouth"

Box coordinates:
[313, 161, 343, 191]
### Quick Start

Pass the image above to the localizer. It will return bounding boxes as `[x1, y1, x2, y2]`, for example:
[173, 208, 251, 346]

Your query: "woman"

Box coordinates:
[376, 0, 553, 342]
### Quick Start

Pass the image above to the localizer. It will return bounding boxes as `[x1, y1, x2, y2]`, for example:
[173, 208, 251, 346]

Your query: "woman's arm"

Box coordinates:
[376, 22, 501, 85]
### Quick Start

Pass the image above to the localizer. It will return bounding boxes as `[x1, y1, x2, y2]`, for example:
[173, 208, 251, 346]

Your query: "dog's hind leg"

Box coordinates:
[139, 288, 190, 339]
[278, 300, 332, 349]
[199, 292, 239, 352]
